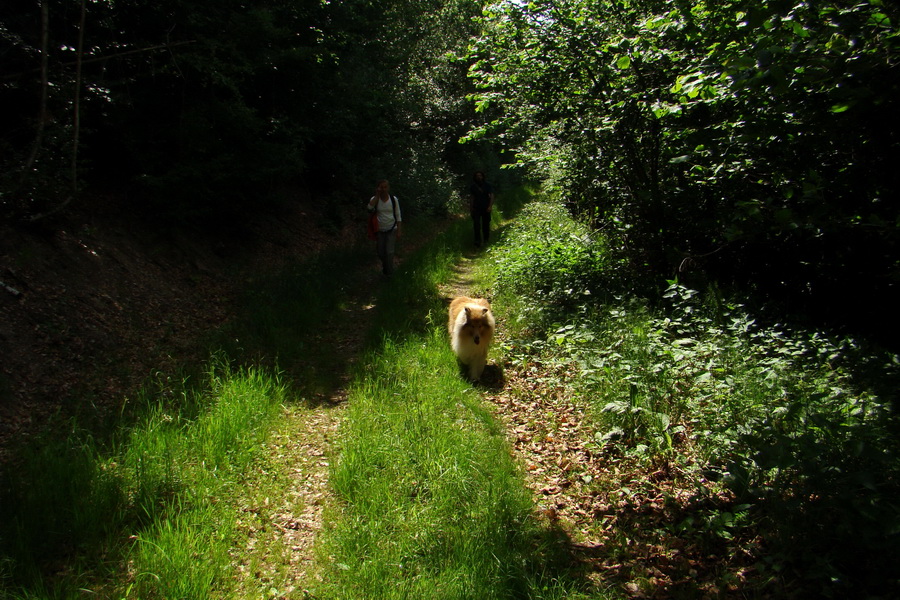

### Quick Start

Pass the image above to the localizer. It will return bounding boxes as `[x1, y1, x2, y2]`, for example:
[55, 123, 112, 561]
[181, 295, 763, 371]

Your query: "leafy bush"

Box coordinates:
[544, 283, 900, 595]
[489, 200, 899, 594]
[469, 0, 900, 343]
[490, 200, 629, 320]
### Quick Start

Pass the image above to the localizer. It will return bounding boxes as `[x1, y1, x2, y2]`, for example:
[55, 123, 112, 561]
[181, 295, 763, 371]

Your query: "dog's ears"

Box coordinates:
[463, 305, 490, 322]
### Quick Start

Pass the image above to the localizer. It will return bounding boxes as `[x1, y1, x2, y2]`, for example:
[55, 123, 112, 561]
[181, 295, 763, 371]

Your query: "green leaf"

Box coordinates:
[868, 13, 891, 28]
[616, 56, 631, 70]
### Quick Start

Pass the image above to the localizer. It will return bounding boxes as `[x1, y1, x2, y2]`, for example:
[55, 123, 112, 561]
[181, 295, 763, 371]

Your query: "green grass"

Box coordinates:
[0, 359, 285, 599]
[311, 202, 601, 598]
[214, 241, 372, 395]
[320, 331, 537, 598]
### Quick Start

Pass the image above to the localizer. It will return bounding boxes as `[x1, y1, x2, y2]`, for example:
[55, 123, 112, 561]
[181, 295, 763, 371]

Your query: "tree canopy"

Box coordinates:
[1, 0, 490, 223]
[467, 0, 899, 341]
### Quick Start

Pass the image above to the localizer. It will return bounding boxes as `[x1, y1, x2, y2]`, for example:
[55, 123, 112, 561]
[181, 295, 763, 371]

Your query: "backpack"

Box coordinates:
[367, 195, 398, 240]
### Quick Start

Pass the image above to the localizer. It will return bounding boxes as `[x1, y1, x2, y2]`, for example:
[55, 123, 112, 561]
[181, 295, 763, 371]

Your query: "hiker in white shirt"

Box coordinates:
[367, 179, 402, 277]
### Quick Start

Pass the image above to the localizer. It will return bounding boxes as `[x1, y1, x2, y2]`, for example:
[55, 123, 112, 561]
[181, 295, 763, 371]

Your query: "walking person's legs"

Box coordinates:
[473, 211, 490, 247]
[377, 230, 397, 276]
[481, 210, 491, 244]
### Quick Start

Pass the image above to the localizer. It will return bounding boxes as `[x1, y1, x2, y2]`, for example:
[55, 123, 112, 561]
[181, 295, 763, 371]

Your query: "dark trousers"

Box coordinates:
[472, 210, 490, 246]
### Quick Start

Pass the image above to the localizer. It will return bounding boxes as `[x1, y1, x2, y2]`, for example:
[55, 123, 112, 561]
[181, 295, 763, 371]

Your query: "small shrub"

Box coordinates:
[490, 201, 628, 319]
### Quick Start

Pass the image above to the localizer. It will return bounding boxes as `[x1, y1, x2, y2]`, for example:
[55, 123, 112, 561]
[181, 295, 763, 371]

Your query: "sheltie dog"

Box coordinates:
[448, 296, 495, 382]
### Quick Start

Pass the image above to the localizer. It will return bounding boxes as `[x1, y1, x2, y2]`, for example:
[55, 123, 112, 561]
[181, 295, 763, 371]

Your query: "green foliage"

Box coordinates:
[488, 199, 633, 330]
[489, 197, 900, 596]
[1, 0, 489, 223]
[468, 0, 900, 338]
[553, 293, 899, 593]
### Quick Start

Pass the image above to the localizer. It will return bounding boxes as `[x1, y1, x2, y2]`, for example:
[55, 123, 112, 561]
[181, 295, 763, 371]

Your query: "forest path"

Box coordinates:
[233, 226, 466, 596]
[230, 226, 609, 597]
[230, 277, 374, 595]
[233, 232, 606, 596]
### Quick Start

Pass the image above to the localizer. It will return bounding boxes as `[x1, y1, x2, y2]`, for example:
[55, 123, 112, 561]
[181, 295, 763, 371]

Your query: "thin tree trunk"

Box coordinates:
[71, 0, 86, 194]
[22, 0, 50, 177]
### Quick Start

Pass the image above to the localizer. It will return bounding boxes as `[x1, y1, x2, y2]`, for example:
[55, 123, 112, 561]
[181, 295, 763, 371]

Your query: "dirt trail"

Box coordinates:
[233, 402, 342, 596]
[232, 230, 475, 596]
[437, 250, 483, 300]
[231, 245, 384, 595]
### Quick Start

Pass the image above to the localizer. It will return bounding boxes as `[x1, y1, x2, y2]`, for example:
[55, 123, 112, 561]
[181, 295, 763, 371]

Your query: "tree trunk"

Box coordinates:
[22, 0, 50, 178]
[71, 0, 86, 194]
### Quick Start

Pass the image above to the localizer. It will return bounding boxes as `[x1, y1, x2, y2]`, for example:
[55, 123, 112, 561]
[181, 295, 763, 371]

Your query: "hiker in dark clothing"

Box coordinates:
[469, 171, 494, 247]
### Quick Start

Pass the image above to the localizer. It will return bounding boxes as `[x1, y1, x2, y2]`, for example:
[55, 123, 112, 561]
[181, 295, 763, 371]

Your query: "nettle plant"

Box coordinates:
[553, 282, 899, 582]
[555, 283, 898, 496]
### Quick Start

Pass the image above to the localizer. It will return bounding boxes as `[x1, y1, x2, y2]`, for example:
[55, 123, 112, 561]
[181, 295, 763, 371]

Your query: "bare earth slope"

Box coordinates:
[0, 193, 358, 461]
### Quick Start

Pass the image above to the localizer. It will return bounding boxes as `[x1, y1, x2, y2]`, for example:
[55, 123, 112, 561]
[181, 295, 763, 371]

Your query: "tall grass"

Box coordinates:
[0, 359, 287, 599]
[122, 364, 285, 599]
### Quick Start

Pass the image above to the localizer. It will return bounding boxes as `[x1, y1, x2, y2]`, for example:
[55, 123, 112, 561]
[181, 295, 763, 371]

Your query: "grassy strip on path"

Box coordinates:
[215, 215, 473, 598]
[228, 401, 341, 598]
[309, 196, 603, 599]
[324, 330, 534, 597]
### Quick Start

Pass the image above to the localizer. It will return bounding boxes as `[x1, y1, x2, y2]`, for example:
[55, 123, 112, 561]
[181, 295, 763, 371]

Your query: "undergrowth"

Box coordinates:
[487, 196, 900, 597]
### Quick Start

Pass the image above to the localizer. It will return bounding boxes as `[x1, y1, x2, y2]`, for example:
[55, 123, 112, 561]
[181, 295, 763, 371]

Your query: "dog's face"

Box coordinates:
[462, 306, 493, 345]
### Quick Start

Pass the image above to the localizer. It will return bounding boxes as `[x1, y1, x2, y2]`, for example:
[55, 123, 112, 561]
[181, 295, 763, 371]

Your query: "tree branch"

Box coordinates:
[1, 41, 197, 81]
[71, 0, 86, 194]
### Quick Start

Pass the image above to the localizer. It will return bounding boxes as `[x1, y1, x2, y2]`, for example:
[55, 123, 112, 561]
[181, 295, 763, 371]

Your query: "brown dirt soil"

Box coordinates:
[0, 191, 362, 463]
